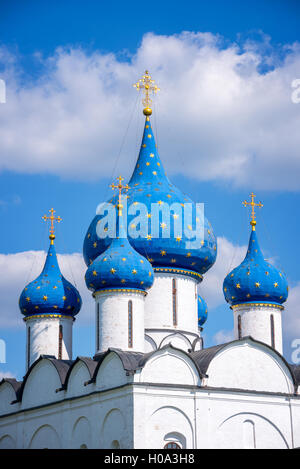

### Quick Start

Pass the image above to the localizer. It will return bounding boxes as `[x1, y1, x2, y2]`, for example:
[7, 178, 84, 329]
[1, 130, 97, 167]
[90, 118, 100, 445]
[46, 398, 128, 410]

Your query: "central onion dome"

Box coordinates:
[83, 72, 217, 281]
[85, 205, 154, 294]
[19, 219, 82, 319]
[223, 204, 288, 307]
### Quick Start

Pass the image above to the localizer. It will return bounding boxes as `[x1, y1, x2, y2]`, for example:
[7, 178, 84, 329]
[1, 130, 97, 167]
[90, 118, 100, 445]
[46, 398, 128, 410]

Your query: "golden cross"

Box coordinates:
[110, 176, 129, 215]
[42, 208, 62, 243]
[133, 70, 160, 117]
[242, 192, 263, 230]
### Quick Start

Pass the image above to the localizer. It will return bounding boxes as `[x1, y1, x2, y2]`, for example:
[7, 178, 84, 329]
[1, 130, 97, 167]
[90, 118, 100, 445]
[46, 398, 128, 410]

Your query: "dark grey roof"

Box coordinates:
[190, 343, 226, 376]
[63, 356, 98, 389]
[289, 365, 300, 385]
[3, 337, 299, 408]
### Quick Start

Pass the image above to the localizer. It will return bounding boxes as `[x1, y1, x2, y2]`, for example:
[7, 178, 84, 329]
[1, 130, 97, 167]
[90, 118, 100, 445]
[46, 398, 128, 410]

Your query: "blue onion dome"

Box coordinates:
[83, 116, 217, 280]
[19, 239, 82, 319]
[223, 227, 288, 307]
[198, 295, 208, 326]
[85, 207, 154, 294]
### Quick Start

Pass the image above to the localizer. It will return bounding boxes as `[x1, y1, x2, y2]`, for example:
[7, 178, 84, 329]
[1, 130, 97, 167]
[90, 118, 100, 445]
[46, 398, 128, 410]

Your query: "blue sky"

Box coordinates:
[0, 0, 300, 380]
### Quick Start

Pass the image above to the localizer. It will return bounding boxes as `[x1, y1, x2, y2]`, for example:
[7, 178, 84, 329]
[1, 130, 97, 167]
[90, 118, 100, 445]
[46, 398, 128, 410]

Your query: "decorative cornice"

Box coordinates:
[23, 314, 75, 322]
[231, 302, 284, 311]
[154, 267, 203, 281]
[93, 288, 147, 297]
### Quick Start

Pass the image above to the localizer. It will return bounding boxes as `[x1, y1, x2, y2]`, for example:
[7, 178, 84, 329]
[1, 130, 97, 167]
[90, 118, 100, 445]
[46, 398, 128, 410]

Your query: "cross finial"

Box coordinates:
[110, 176, 129, 215]
[242, 192, 263, 231]
[133, 70, 160, 117]
[42, 208, 62, 244]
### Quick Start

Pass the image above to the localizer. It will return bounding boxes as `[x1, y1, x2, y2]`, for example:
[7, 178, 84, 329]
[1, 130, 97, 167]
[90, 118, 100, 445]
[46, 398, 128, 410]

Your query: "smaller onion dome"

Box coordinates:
[85, 195, 154, 294]
[19, 241, 82, 319]
[223, 226, 288, 307]
[198, 295, 208, 326]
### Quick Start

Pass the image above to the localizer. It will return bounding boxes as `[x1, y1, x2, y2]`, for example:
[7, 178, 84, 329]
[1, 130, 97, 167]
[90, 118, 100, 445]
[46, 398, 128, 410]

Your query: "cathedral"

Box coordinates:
[0, 71, 299, 450]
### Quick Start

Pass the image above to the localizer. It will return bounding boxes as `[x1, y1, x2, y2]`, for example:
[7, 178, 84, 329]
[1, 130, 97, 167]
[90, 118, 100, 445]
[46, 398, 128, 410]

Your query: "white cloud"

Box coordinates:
[0, 32, 300, 189]
[213, 329, 235, 345]
[0, 371, 16, 380]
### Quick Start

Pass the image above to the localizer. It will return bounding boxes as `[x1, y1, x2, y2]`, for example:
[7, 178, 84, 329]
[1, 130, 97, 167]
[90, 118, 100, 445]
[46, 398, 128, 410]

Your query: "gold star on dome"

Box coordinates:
[160, 222, 167, 229]
[26, 297, 30, 302]
[110, 268, 116, 274]
[140, 259, 144, 263]
[176, 236, 181, 242]
[173, 214, 179, 219]
[160, 250, 166, 256]
[53, 286, 57, 289]
[171, 259, 176, 263]
[158, 200, 163, 205]
[93, 242, 97, 248]
[247, 293, 251, 298]
[255, 282, 260, 288]
[150, 153, 154, 158]
[140, 281, 144, 285]
[236, 283, 241, 289]
[147, 213, 151, 218]
[122, 258, 126, 262]
[186, 252, 191, 257]
[62, 296, 67, 300]
[146, 162, 150, 166]
[146, 234, 152, 241]
[148, 134, 152, 138]
[274, 282, 278, 287]
[121, 279, 126, 283]
[43, 295, 48, 301]
[152, 171, 157, 175]
[132, 269, 137, 274]
[92, 270, 97, 276]
[36, 286, 40, 290]
[149, 272, 152, 276]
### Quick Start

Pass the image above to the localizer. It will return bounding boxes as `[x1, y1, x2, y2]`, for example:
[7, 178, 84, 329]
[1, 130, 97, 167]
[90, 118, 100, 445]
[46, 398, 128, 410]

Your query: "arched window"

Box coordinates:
[238, 315, 242, 340]
[164, 442, 181, 449]
[128, 300, 133, 348]
[270, 314, 275, 348]
[58, 324, 63, 359]
[27, 326, 31, 369]
[172, 278, 177, 326]
[111, 440, 120, 449]
[96, 303, 100, 351]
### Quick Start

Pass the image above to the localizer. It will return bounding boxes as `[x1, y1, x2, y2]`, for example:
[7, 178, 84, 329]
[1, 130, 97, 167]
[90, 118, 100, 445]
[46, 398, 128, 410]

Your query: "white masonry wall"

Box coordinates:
[232, 304, 283, 354]
[144, 272, 200, 352]
[95, 291, 145, 353]
[25, 316, 73, 369]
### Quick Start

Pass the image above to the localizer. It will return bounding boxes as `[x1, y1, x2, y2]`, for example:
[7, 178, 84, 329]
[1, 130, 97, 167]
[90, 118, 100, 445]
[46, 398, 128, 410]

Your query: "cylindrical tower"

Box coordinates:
[19, 209, 82, 370]
[223, 194, 288, 354]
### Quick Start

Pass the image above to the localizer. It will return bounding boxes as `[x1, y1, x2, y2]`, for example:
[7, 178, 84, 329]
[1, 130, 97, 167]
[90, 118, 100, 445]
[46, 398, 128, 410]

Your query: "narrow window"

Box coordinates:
[164, 442, 181, 449]
[96, 303, 100, 351]
[58, 324, 63, 359]
[27, 326, 31, 369]
[172, 278, 177, 326]
[270, 314, 275, 348]
[128, 300, 133, 348]
[238, 315, 242, 340]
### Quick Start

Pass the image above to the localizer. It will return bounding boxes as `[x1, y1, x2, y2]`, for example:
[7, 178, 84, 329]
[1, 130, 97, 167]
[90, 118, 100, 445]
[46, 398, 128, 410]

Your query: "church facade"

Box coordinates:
[0, 71, 299, 449]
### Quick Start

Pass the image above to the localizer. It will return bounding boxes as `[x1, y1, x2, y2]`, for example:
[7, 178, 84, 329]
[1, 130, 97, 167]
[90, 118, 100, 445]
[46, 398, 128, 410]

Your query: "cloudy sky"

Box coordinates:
[0, 0, 300, 379]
